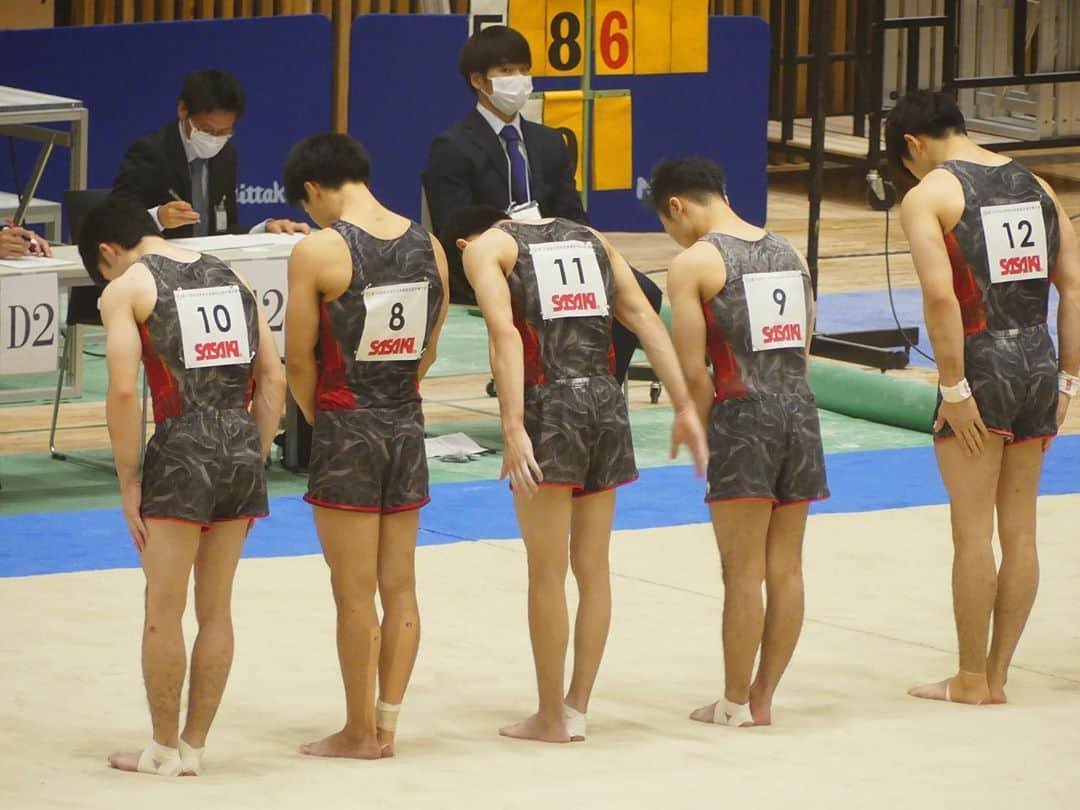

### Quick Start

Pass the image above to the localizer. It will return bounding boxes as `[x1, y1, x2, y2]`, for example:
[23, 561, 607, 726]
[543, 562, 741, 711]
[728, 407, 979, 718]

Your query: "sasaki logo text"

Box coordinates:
[237, 182, 287, 205]
[195, 340, 241, 361]
[551, 292, 599, 312]
[1000, 255, 1042, 276]
[370, 337, 416, 356]
[762, 323, 802, 344]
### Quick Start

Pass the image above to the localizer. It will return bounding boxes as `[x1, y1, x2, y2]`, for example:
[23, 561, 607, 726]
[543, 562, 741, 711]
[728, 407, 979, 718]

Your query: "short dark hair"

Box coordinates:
[283, 133, 372, 206]
[178, 69, 245, 117]
[884, 90, 967, 174]
[646, 159, 728, 213]
[77, 194, 159, 286]
[458, 25, 532, 93]
[438, 204, 507, 306]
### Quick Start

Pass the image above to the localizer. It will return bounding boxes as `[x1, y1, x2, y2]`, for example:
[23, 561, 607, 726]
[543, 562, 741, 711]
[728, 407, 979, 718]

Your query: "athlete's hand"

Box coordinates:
[1047, 394, 1072, 452]
[266, 219, 311, 235]
[120, 479, 149, 552]
[158, 201, 200, 230]
[501, 424, 543, 497]
[935, 397, 989, 457]
[671, 405, 708, 477]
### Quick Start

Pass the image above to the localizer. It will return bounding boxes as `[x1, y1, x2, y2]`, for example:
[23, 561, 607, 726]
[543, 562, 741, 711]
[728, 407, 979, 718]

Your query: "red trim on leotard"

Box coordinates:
[702, 300, 747, 401]
[944, 231, 987, 336]
[512, 297, 545, 386]
[315, 302, 358, 411]
[138, 322, 184, 423]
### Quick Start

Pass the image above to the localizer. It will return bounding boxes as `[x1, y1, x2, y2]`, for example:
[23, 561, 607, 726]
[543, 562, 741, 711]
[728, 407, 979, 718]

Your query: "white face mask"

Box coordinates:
[186, 120, 231, 160]
[485, 75, 533, 117]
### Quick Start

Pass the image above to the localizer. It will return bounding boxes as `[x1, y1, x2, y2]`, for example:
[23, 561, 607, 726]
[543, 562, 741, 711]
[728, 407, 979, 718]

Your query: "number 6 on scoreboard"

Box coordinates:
[596, 0, 634, 75]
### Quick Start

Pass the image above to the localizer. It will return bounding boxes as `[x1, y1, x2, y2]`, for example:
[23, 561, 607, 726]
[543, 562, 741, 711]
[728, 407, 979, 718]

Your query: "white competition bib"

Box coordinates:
[174, 285, 251, 369]
[979, 201, 1049, 284]
[744, 270, 807, 352]
[356, 281, 429, 362]
[530, 240, 609, 321]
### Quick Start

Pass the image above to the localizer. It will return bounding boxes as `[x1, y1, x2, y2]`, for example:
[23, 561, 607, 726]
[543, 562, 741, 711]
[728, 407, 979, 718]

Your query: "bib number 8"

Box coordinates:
[389, 302, 406, 331]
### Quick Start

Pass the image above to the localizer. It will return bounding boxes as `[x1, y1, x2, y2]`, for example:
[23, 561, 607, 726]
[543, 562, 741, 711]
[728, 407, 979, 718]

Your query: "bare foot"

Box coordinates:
[377, 728, 395, 758]
[107, 750, 142, 772]
[988, 673, 1008, 705]
[498, 713, 570, 743]
[299, 730, 383, 760]
[907, 673, 990, 705]
[748, 684, 773, 726]
[689, 701, 755, 727]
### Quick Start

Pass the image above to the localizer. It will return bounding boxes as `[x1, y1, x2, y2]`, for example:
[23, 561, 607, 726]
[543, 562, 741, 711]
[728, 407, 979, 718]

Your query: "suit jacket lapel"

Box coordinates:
[162, 121, 192, 200]
[466, 109, 510, 192]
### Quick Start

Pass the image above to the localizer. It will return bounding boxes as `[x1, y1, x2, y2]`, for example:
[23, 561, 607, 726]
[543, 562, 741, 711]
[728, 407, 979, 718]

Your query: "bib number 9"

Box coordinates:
[744, 271, 806, 352]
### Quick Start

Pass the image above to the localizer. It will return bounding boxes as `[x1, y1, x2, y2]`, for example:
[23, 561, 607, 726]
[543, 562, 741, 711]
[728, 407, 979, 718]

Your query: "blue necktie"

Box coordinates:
[500, 125, 529, 205]
[190, 158, 209, 236]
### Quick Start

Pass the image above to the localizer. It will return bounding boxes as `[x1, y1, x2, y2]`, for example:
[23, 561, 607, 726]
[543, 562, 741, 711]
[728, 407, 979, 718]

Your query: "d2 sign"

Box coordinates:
[0, 273, 59, 375]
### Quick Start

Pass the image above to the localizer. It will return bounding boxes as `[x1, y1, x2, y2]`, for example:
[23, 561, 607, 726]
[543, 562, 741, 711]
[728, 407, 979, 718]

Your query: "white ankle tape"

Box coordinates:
[136, 740, 182, 776]
[563, 704, 587, 739]
[713, 699, 753, 727]
[376, 700, 401, 732]
[178, 738, 204, 775]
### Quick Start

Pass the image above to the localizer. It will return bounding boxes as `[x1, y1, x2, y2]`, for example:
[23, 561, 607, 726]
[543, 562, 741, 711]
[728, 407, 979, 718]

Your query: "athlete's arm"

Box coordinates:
[601, 234, 707, 475]
[794, 249, 816, 354]
[234, 271, 287, 457]
[901, 175, 988, 455]
[1041, 179, 1080, 424]
[285, 232, 334, 425]
[464, 228, 543, 495]
[418, 235, 451, 381]
[667, 242, 720, 428]
[100, 274, 149, 550]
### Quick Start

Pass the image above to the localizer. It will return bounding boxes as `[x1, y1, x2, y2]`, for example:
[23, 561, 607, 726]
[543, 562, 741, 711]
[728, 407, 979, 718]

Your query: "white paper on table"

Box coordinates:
[0, 255, 74, 270]
[424, 432, 490, 459]
[170, 234, 282, 252]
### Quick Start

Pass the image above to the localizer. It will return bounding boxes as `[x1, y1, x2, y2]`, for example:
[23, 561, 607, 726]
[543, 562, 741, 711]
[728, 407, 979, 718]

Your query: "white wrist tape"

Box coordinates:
[1060, 372, 1079, 398]
[939, 378, 972, 403]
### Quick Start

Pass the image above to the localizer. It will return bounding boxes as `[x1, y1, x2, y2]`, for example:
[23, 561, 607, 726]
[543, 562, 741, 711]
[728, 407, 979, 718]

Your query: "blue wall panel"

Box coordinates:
[0, 16, 332, 234]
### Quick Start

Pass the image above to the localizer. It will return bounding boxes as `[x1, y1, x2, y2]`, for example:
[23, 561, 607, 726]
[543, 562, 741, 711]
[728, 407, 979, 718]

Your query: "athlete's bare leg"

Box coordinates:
[564, 490, 617, 733]
[500, 487, 573, 744]
[909, 436, 1003, 705]
[301, 506, 383, 759]
[108, 520, 201, 772]
[749, 502, 809, 726]
[987, 440, 1044, 703]
[690, 500, 772, 725]
[375, 508, 421, 756]
[181, 519, 250, 750]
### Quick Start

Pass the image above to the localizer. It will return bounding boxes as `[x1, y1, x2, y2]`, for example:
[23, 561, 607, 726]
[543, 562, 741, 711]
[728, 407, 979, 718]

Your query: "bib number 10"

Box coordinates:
[174, 285, 251, 369]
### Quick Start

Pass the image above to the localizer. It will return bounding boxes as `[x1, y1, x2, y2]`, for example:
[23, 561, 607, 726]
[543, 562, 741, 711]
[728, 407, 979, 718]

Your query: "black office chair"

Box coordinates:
[49, 189, 148, 469]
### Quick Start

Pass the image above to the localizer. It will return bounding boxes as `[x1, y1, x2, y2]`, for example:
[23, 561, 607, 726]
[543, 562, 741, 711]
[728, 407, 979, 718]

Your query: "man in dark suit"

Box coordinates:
[424, 26, 662, 382]
[114, 69, 308, 239]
